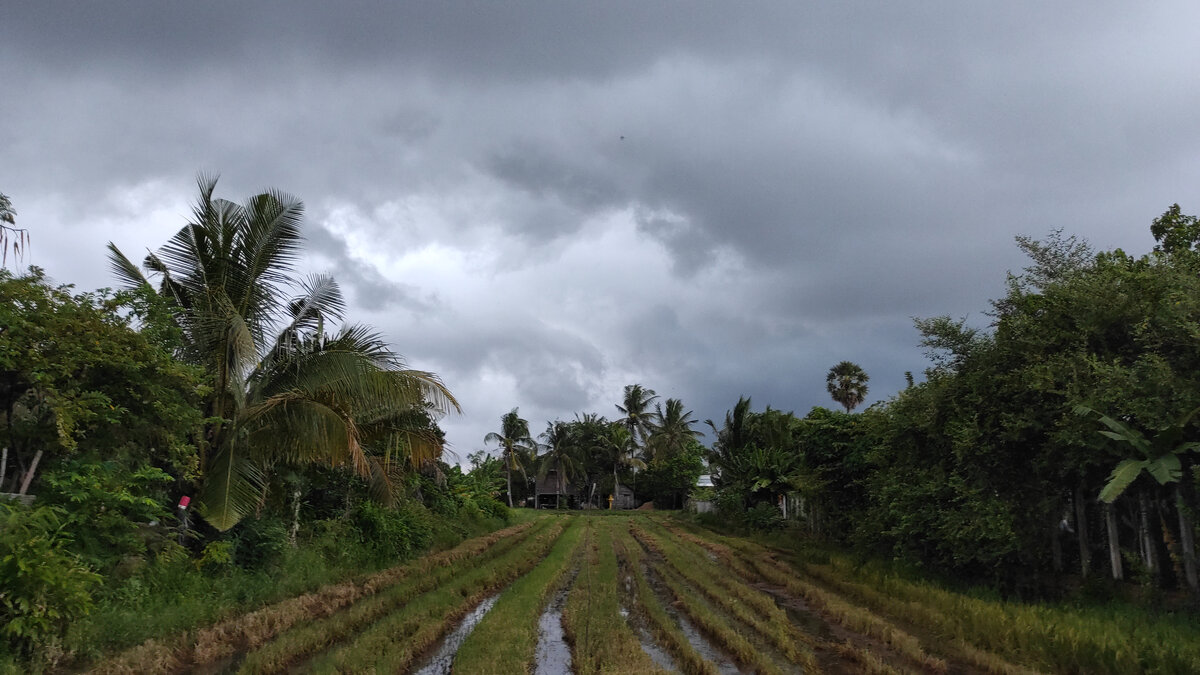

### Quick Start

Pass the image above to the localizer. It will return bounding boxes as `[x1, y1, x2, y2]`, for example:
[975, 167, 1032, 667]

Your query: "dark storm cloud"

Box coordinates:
[5, 2, 1200, 454]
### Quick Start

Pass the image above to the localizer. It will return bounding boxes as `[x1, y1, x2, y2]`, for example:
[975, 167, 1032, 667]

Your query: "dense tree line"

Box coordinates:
[483, 385, 705, 510]
[705, 208, 1200, 598]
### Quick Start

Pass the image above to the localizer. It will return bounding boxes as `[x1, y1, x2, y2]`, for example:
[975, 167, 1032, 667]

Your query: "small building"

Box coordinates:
[610, 484, 636, 510]
[535, 464, 578, 509]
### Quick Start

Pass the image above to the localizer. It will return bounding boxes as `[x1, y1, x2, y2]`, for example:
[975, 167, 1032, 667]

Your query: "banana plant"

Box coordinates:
[1073, 404, 1200, 502]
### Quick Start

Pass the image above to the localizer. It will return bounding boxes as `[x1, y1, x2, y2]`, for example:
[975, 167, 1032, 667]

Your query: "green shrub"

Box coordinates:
[38, 460, 172, 570]
[231, 516, 291, 569]
[743, 501, 784, 531]
[0, 504, 101, 657]
[351, 501, 433, 560]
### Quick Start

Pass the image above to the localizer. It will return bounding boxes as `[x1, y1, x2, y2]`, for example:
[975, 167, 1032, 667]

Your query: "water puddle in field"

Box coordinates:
[534, 569, 577, 675]
[640, 566, 744, 675]
[620, 595, 677, 672]
[411, 594, 501, 675]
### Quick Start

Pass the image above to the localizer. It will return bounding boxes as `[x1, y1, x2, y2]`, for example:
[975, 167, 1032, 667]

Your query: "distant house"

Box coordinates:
[611, 484, 636, 510]
[535, 463, 578, 509]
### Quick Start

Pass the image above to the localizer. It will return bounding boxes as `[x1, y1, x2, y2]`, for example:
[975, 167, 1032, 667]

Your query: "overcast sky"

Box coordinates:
[4, 2, 1199, 461]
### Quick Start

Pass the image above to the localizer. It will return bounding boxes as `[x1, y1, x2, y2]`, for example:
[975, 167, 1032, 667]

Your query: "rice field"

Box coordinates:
[88, 513, 1200, 675]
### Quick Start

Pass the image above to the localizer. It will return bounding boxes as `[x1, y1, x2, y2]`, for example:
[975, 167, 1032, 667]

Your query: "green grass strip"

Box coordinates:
[237, 517, 554, 674]
[304, 521, 567, 674]
[452, 516, 585, 673]
[611, 525, 720, 675]
[561, 519, 672, 675]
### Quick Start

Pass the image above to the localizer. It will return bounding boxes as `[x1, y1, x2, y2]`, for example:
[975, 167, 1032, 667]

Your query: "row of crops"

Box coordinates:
[90, 513, 1200, 674]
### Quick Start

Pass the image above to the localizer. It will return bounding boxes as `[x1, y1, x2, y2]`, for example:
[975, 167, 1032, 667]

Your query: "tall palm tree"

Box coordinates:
[484, 408, 535, 507]
[648, 398, 702, 460]
[616, 383, 660, 458]
[706, 395, 753, 483]
[599, 423, 645, 509]
[1, 191, 28, 268]
[107, 175, 458, 529]
[537, 421, 579, 509]
[826, 361, 869, 413]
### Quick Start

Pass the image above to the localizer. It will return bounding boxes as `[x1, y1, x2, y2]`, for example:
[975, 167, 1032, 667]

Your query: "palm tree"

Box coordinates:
[484, 408, 535, 507]
[1, 191, 28, 268]
[597, 423, 645, 509]
[616, 383, 660, 458]
[537, 421, 579, 509]
[648, 398, 702, 460]
[826, 361, 869, 412]
[706, 396, 753, 482]
[107, 175, 458, 529]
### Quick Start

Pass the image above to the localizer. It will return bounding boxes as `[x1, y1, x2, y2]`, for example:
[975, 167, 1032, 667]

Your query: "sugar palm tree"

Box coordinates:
[107, 175, 458, 529]
[616, 383, 660, 458]
[648, 398, 702, 460]
[826, 361, 869, 413]
[484, 408, 535, 507]
[537, 421, 579, 509]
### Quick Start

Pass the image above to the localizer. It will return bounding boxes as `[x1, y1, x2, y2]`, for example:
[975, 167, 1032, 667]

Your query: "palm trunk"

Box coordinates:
[289, 487, 302, 548]
[505, 457, 514, 508]
[1139, 490, 1159, 579]
[17, 449, 42, 496]
[1050, 509, 1063, 573]
[1105, 501, 1123, 581]
[1074, 484, 1092, 578]
[613, 465, 619, 510]
[1175, 484, 1198, 592]
[0, 446, 7, 493]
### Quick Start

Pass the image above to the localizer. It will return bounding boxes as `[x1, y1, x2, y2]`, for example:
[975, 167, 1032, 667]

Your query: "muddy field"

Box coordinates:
[91, 513, 1044, 674]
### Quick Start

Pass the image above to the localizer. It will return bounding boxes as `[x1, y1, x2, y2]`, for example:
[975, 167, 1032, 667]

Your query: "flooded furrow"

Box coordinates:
[639, 564, 746, 675]
[410, 593, 502, 675]
[534, 569, 577, 675]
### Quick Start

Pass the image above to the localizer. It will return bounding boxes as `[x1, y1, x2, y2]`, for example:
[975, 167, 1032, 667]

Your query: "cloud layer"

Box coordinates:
[4, 3, 1199, 456]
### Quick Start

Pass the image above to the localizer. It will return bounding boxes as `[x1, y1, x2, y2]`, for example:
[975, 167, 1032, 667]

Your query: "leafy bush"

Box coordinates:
[351, 501, 433, 560]
[231, 516, 291, 569]
[38, 459, 173, 569]
[743, 501, 784, 531]
[0, 504, 100, 657]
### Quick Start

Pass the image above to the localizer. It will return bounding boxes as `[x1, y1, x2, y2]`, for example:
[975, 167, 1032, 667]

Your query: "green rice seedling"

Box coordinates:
[611, 526, 721, 675]
[452, 517, 585, 673]
[237, 517, 555, 674]
[305, 521, 567, 674]
[561, 519, 672, 675]
[631, 524, 818, 671]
